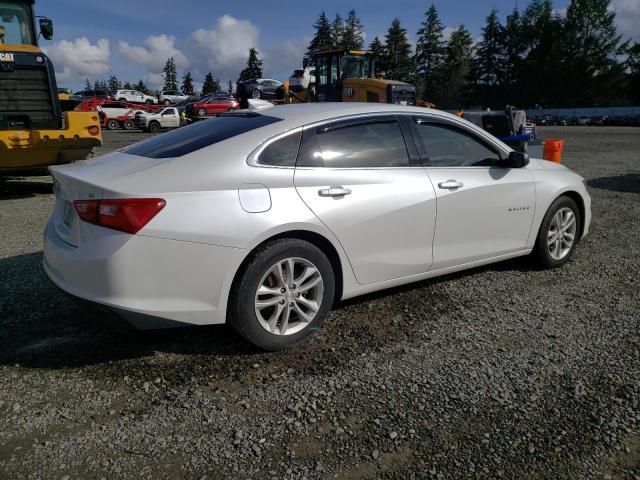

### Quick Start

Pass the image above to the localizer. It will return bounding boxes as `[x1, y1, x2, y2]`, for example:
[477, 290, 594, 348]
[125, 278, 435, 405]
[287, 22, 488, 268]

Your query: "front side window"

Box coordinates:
[256, 131, 301, 167]
[0, 1, 34, 45]
[412, 121, 502, 167]
[298, 119, 410, 168]
[124, 113, 282, 159]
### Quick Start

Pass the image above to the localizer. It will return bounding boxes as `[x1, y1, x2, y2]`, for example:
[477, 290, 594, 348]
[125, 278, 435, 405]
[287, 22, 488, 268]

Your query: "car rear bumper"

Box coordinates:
[43, 219, 245, 328]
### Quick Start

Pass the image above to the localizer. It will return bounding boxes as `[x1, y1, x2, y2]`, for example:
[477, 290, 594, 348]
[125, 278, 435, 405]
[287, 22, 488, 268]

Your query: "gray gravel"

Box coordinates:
[0, 127, 639, 479]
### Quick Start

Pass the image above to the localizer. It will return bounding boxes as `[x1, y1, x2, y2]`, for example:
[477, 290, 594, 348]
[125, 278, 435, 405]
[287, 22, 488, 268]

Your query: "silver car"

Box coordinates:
[43, 103, 591, 350]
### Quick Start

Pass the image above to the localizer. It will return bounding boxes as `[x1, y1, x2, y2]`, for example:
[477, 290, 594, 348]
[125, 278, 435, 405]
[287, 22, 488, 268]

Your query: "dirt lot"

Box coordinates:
[0, 127, 639, 479]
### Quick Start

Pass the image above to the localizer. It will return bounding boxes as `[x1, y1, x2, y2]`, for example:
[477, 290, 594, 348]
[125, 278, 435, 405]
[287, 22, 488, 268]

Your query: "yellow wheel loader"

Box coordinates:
[0, 0, 101, 175]
[286, 50, 417, 106]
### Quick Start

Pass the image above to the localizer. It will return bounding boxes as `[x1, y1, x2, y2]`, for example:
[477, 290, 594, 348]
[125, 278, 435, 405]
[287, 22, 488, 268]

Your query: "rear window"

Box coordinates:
[124, 113, 282, 159]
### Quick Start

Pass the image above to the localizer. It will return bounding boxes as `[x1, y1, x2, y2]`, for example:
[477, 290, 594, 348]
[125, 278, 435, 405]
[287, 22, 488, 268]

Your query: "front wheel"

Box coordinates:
[145, 99, 152, 105]
[164, 99, 171, 105]
[197, 108, 207, 117]
[533, 196, 581, 268]
[230, 239, 335, 350]
[250, 89, 261, 99]
[147, 121, 160, 133]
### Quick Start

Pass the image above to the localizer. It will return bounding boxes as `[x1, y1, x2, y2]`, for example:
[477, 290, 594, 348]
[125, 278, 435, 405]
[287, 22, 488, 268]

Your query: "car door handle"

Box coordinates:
[318, 186, 352, 197]
[438, 180, 464, 190]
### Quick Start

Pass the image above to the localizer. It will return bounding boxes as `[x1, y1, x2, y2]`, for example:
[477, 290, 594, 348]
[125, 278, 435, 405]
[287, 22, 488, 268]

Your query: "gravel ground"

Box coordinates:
[0, 127, 638, 479]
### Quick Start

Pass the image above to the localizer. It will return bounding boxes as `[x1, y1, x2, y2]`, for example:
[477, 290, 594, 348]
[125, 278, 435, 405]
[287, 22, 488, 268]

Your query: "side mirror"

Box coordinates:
[39, 18, 53, 40]
[507, 151, 529, 168]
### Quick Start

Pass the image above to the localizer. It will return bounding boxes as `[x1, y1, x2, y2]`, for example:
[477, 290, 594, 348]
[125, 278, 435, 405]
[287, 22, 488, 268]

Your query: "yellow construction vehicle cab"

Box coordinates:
[0, 0, 101, 174]
[301, 49, 416, 105]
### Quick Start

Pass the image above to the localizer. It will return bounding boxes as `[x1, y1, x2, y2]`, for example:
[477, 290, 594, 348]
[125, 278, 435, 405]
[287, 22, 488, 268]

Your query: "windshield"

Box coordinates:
[0, 1, 34, 45]
[341, 55, 370, 79]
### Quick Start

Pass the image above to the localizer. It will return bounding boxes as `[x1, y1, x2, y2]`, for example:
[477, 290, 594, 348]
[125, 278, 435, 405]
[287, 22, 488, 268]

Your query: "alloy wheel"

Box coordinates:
[254, 257, 324, 336]
[547, 207, 576, 260]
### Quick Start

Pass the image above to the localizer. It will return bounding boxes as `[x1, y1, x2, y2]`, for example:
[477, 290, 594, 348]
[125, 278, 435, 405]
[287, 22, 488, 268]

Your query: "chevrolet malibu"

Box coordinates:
[43, 103, 591, 350]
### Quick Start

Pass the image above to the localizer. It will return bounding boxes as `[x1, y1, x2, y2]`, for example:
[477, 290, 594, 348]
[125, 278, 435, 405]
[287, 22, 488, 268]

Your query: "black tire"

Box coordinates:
[533, 195, 582, 268]
[106, 119, 119, 130]
[164, 99, 171, 105]
[147, 121, 160, 133]
[197, 107, 207, 117]
[118, 98, 127, 103]
[250, 89, 261, 99]
[145, 99, 152, 105]
[121, 119, 134, 130]
[230, 239, 335, 350]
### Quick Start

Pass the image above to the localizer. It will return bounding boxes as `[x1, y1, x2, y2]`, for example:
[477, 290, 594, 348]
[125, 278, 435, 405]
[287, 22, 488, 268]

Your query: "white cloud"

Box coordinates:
[118, 34, 189, 73]
[263, 39, 305, 79]
[187, 15, 260, 82]
[45, 37, 110, 82]
[611, 0, 640, 41]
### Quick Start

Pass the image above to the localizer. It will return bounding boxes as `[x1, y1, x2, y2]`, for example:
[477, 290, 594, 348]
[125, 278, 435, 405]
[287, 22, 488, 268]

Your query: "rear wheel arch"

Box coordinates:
[229, 230, 344, 310]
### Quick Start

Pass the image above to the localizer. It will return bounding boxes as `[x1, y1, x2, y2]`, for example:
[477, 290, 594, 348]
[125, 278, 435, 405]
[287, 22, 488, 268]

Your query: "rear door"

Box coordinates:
[294, 115, 437, 285]
[410, 116, 536, 270]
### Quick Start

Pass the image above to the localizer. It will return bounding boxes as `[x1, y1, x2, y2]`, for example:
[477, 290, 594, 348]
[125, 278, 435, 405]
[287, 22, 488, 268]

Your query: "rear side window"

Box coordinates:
[124, 114, 282, 158]
[256, 131, 301, 167]
[297, 119, 410, 168]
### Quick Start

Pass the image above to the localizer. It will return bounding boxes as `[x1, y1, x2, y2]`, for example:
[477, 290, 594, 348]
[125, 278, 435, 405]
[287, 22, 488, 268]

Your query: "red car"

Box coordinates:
[188, 96, 240, 117]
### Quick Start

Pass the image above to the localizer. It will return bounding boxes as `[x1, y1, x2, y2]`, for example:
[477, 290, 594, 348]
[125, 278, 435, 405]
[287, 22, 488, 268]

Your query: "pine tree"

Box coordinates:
[202, 72, 220, 94]
[331, 13, 344, 49]
[239, 48, 263, 81]
[561, 0, 627, 106]
[415, 4, 447, 102]
[93, 79, 107, 90]
[163, 57, 178, 91]
[307, 11, 333, 55]
[181, 71, 194, 96]
[123, 81, 133, 89]
[627, 42, 640, 104]
[341, 9, 364, 50]
[471, 9, 506, 107]
[134, 80, 149, 94]
[107, 75, 121, 92]
[441, 25, 474, 108]
[383, 18, 414, 82]
[228, 80, 234, 94]
[369, 37, 386, 75]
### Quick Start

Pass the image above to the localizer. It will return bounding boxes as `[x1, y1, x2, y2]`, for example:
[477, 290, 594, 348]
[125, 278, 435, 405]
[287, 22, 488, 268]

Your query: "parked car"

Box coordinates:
[236, 78, 285, 100]
[133, 106, 180, 132]
[158, 90, 190, 105]
[43, 103, 591, 350]
[187, 96, 240, 117]
[577, 116, 591, 126]
[114, 89, 158, 104]
[288, 67, 315, 93]
[70, 89, 111, 101]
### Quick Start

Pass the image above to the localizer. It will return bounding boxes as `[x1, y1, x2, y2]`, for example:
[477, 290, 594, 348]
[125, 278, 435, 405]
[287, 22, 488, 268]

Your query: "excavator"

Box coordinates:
[0, 0, 101, 175]
[286, 49, 417, 106]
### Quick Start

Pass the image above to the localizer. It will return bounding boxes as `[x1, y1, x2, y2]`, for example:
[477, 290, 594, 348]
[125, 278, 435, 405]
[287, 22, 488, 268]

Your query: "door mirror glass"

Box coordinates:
[507, 151, 529, 168]
[39, 18, 53, 40]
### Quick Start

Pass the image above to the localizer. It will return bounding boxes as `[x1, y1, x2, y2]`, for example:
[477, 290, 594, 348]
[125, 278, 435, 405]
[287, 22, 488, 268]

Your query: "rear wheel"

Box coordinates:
[164, 99, 171, 105]
[147, 121, 160, 133]
[197, 107, 207, 117]
[533, 196, 581, 268]
[106, 119, 119, 130]
[118, 98, 127, 103]
[145, 99, 152, 105]
[250, 89, 261, 99]
[121, 119, 134, 130]
[230, 239, 335, 350]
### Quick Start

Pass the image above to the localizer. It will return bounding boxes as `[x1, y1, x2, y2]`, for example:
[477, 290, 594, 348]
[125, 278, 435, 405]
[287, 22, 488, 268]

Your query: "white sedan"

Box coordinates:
[43, 103, 591, 350]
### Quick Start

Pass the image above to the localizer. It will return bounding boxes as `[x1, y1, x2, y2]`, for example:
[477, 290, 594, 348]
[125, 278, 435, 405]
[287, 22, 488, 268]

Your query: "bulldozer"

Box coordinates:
[286, 49, 417, 106]
[0, 0, 101, 175]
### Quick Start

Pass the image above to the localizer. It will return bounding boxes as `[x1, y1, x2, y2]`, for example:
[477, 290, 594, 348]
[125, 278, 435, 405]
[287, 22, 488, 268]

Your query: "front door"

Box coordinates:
[410, 117, 536, 270]
[294, 116, 437, 285]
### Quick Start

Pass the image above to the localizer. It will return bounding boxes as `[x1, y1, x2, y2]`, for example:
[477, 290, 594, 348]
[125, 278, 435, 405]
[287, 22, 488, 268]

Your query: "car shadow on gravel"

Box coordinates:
[0, 177, 52, 200]
[0, 250, 540, 373]
[587, 173, 640, 193]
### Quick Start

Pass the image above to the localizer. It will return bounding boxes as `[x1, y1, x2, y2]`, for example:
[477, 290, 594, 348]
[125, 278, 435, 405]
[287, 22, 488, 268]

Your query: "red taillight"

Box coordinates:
[73, 198, 165, 234]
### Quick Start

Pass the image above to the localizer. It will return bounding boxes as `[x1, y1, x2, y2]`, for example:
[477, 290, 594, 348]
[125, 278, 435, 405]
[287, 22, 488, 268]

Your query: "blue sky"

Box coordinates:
[38, 0, 637, 92]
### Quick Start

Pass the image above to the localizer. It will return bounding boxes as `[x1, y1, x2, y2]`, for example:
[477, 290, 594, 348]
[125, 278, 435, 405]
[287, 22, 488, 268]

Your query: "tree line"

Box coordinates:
[308, 0, 639, 108]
